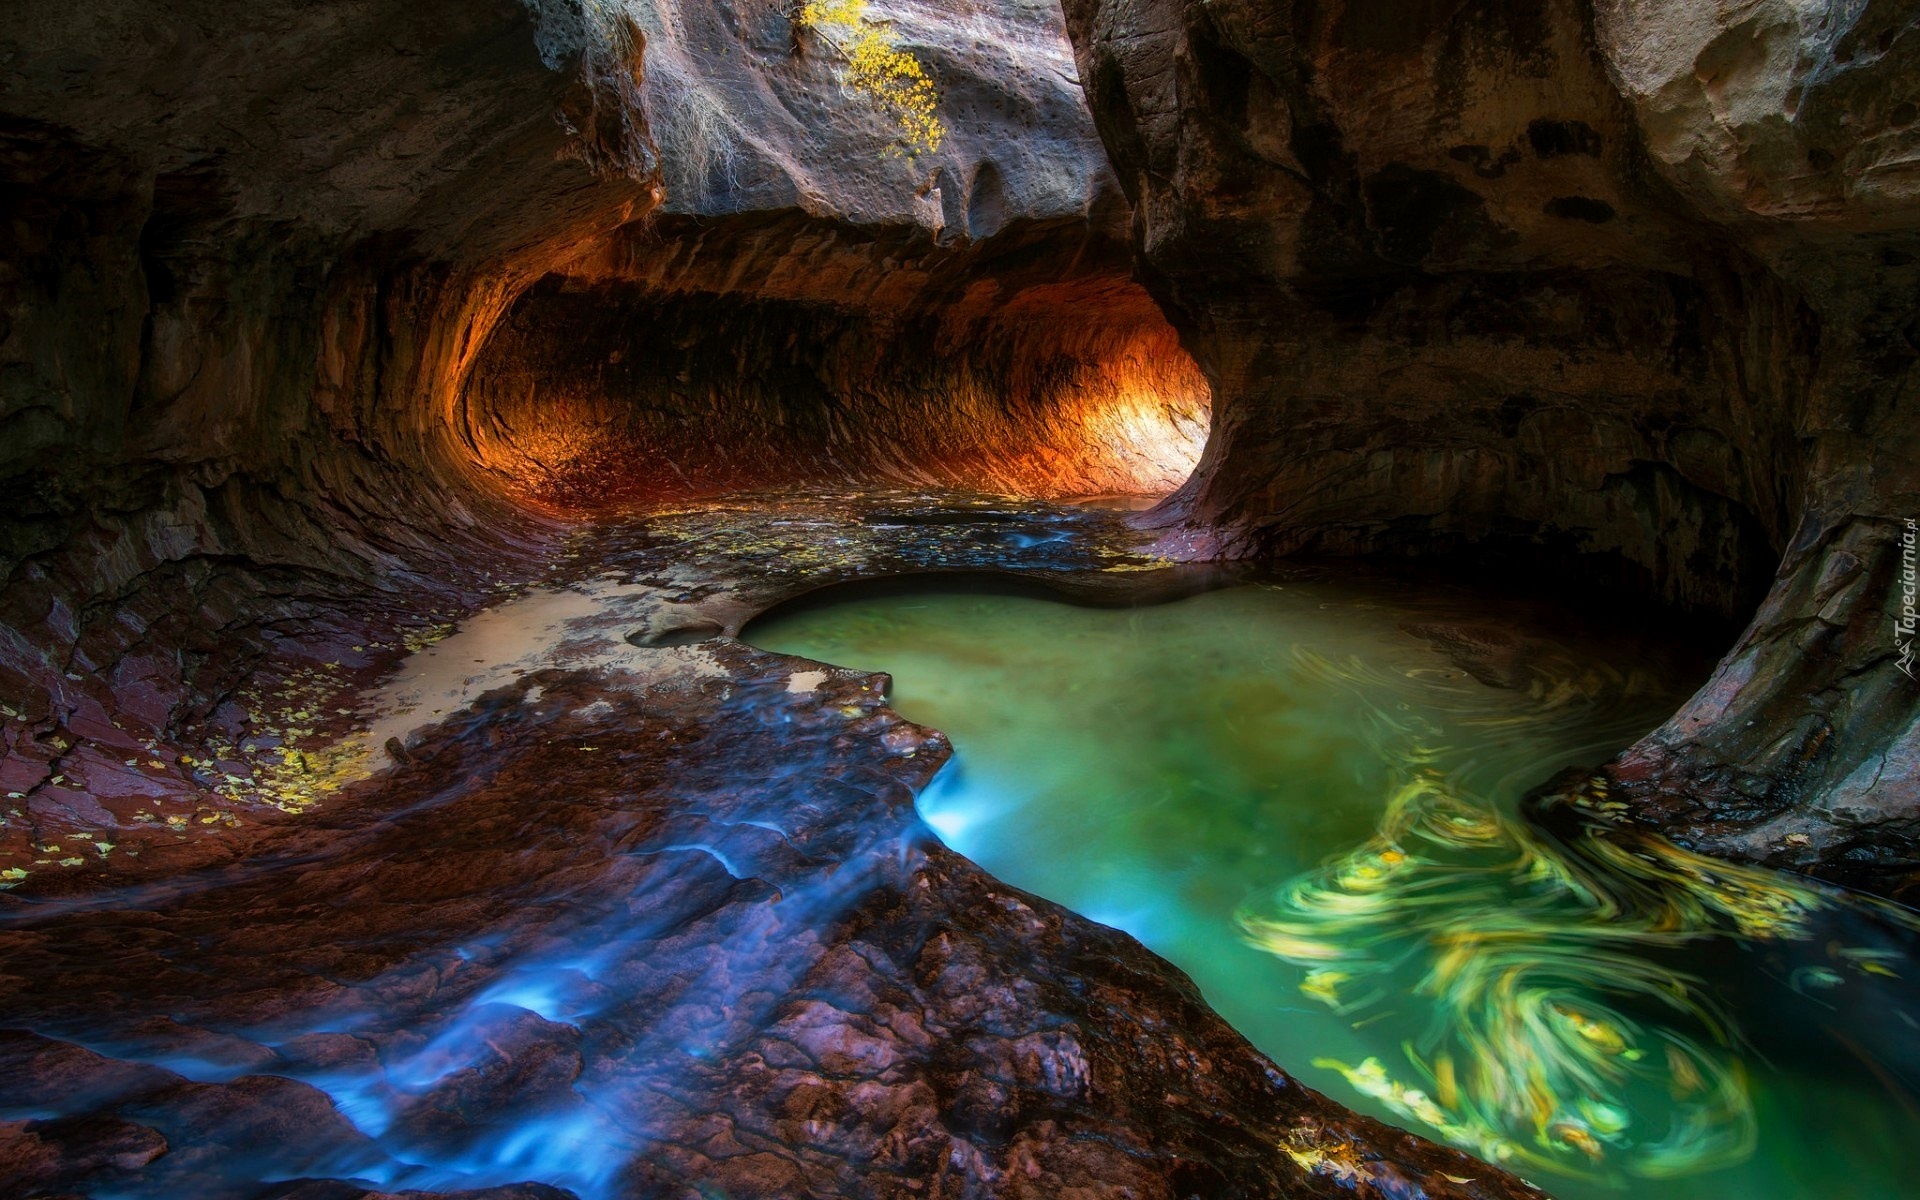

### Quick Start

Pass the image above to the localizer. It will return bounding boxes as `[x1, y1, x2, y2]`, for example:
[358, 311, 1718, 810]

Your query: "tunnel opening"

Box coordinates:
[452, 213, 1212, 513]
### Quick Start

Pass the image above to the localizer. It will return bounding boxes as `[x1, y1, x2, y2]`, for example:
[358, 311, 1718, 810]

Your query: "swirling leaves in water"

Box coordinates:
[1242, 639, 1920, 1186]
[1239, 770, 1815, 1181]
[1242, 761, 1920, 1185]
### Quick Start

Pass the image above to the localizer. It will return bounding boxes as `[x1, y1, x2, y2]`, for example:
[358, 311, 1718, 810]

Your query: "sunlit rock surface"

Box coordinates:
[462, 0, 1211, 509]
[1059, 0, 1920, 898]
[463, 215, 1208, 506]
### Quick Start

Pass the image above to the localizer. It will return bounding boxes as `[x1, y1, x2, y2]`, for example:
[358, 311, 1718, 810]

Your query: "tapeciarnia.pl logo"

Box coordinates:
[1900, 518, 1918, 680]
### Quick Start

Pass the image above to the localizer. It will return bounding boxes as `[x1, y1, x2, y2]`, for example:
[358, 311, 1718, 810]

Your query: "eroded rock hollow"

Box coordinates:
[2, 0, 1918, 1196]
[1063, 0, 1920, 894]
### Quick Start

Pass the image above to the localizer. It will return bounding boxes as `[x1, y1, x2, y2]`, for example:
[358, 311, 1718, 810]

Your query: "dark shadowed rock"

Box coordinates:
[1058, 0, 1920, 897]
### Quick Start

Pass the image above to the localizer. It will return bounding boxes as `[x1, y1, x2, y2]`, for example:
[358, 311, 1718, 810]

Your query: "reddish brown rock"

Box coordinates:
[462, 211, 1209, 509]
[0, 602, 1546, 1199]
[7, 0, 1916, 1193]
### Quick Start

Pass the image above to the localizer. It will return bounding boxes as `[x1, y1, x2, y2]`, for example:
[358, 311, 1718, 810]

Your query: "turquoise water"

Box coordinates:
[748, 578, 1920, 1200]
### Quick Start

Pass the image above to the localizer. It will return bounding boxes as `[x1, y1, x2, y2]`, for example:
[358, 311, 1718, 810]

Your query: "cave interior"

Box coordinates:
[3, 0, 1920, 1197]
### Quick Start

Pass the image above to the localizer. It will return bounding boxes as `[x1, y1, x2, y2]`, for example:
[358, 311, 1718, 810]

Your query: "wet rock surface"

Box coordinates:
[1, 495, 1543, 1200]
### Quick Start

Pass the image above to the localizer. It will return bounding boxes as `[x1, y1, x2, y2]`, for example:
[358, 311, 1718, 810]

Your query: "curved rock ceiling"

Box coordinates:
[2, 0, 1918, 1194]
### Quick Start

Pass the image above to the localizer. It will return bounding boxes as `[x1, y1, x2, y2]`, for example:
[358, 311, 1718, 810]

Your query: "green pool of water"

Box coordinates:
[747, 577, 1920, 1200]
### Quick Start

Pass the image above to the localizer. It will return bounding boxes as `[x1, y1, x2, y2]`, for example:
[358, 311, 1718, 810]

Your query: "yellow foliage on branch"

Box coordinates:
[797, 0, 944, 156]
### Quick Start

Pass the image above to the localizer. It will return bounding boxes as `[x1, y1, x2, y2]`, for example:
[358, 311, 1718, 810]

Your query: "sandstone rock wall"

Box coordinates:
[1, 0, 660, 823]
[1061, 0, 1920, 895]
[461, 212, 1208, 506]
[1593, 0, 1920, 896]
[634, 0, 1112, 234]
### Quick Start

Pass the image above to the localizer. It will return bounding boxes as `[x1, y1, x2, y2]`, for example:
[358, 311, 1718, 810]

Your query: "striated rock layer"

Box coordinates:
[0, 2, 1540, 1198]
[463, 211, 1208, 508]
[1, 0, 661, 838]
[1060, 0, 1920, 898]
